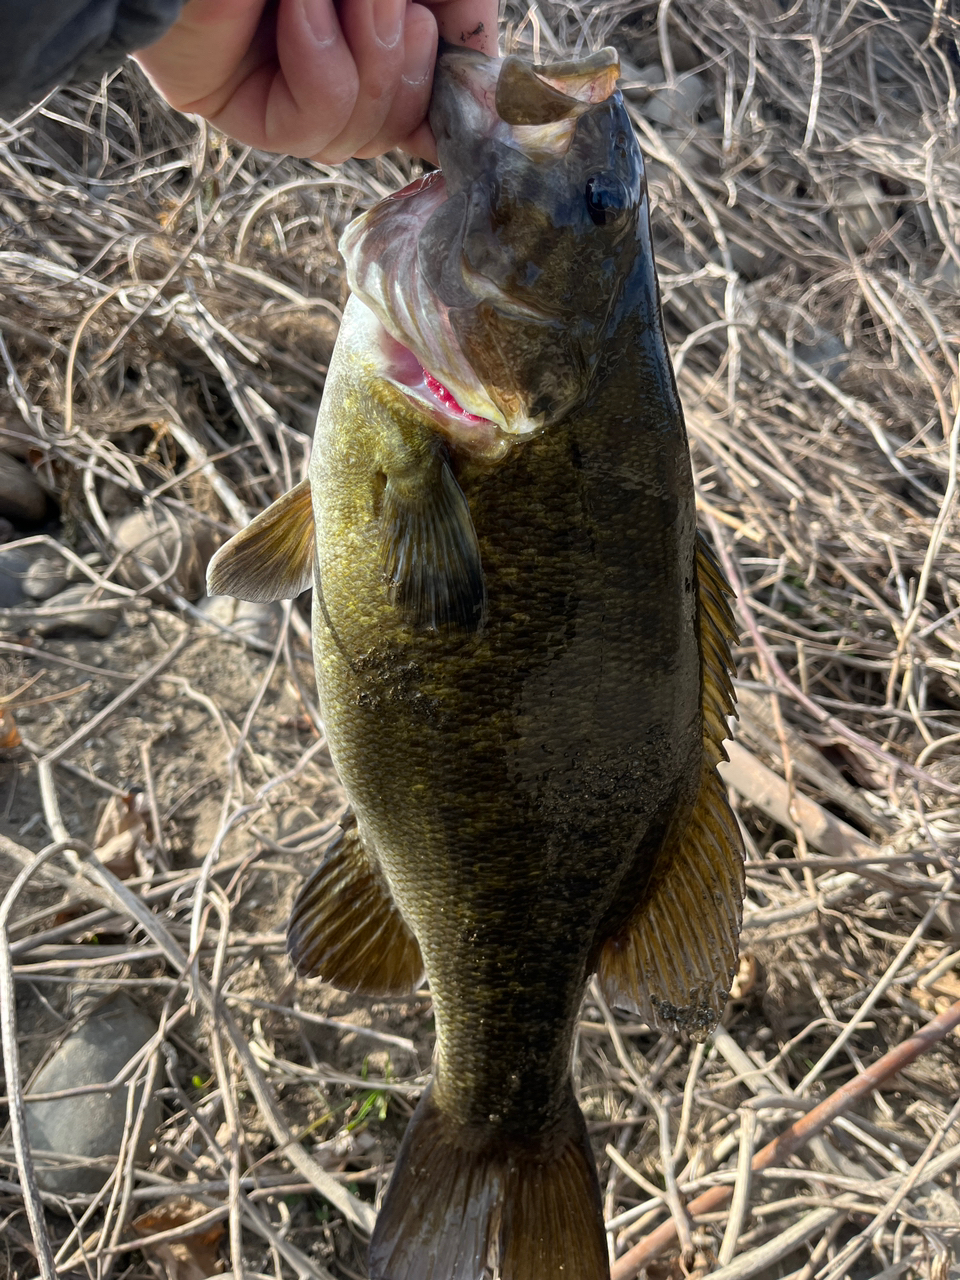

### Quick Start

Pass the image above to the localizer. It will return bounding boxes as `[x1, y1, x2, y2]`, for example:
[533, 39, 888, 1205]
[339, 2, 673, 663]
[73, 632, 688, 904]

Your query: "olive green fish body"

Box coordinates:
[208, 43, 744, 1280]
[311, 297, 701, 1135]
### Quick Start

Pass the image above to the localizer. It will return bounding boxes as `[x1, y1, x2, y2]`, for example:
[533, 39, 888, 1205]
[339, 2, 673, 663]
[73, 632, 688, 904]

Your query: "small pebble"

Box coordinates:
[0, 545, 33, 607]
[24, 995, 162, 1196]
[32, 582, 124, 638]
[22, 555, 70, 601]
[199, 593, 281, 644]
[233, 599, 281, 644]
[794, 332, 849, 382]
[634, 67, 708, 129]
[828, 177, 892, 253]
[197, 593, 236, 628]
[113, 508, 219, 602]
[0, 450, 46, 525]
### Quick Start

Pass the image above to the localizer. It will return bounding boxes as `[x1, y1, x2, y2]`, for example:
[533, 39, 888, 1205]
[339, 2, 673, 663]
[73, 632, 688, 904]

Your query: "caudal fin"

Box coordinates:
[369, 1084, 609, 1280]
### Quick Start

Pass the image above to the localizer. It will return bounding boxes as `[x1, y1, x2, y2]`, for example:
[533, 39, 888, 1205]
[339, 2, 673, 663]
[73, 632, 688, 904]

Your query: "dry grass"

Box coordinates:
[1, 1, 959, 1277]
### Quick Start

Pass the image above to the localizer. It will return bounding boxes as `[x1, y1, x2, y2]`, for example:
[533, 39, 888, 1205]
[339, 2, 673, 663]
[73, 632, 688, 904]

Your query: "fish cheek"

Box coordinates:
[455, 303, 589, 426]
[461, 185, 559, 293]
[419, 191, 474, 309]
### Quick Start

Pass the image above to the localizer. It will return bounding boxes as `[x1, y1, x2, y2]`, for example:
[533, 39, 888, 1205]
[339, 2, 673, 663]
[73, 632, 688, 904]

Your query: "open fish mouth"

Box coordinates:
[372, 309, 505, 458]
[341, 168, 549, 445]
[341, 170, 520, 449]
[341, 44, 632, 443]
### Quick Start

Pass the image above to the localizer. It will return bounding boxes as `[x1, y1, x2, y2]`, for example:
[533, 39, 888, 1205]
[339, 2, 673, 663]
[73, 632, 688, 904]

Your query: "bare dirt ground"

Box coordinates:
[1, 2, 959, 1278]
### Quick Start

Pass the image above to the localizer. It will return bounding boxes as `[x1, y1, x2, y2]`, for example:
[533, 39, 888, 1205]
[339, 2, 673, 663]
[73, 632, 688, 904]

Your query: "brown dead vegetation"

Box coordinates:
[1, 2, 958, 1277]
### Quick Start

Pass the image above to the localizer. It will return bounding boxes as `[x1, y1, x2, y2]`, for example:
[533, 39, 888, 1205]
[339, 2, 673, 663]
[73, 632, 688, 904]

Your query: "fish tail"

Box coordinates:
[369, 1083, 609, 1280]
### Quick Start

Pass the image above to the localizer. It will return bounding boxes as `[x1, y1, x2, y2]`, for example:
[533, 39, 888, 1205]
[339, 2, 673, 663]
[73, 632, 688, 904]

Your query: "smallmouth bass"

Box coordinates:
[209, 42, 744, 1280]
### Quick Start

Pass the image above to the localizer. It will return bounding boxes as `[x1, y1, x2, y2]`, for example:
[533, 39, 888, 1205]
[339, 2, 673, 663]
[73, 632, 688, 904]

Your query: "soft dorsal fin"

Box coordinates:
[597, 533, 744, 1040]
[207, 479, 314, 602]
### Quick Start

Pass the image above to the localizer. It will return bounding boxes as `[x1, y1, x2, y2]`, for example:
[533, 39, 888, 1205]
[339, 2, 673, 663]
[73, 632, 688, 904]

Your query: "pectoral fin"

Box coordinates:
[379, 449, 485, 634]
[206, 479, 314, 602]
[287, 811, 424, 996]
[598, 534, 744, 1040]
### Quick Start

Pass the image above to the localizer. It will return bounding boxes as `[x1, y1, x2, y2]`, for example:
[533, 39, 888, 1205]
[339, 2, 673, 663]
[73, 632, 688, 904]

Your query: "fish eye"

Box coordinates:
[585, 172, 629, 226]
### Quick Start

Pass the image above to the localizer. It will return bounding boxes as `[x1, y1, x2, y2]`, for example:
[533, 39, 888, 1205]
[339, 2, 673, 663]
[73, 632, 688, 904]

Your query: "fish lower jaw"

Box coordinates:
[377, 326, 539, 457]
[397, 368, 543, 455]
[392, 364, 507, 459]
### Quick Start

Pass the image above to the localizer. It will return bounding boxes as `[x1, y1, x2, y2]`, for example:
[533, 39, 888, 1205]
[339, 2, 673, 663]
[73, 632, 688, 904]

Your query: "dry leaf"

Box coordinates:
[729, 951, 759, 1001]
[0, 705, 21, 748]
[132, 1196, 224, 1280]
[94, 791, 157, 879]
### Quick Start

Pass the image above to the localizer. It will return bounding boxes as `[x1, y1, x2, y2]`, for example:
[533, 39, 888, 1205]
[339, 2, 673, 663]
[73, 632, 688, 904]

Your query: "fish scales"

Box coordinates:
[209, 40, 744, 1280]
[313, 325, 700, 1128]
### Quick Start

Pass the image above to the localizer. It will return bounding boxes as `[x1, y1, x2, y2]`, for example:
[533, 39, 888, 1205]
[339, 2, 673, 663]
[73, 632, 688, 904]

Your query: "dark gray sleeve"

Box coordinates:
[0, 0, 184, 116]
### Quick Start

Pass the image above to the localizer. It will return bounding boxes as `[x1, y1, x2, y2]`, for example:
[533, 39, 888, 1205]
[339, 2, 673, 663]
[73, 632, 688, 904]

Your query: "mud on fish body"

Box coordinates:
[209, 40, 744, 1280]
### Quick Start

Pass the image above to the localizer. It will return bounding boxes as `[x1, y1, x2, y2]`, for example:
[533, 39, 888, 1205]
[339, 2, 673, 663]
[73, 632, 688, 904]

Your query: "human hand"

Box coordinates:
[134, 0, 498, 164]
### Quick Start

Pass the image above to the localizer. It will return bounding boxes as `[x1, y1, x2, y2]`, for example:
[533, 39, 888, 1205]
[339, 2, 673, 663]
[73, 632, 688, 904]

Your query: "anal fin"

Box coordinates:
[207, 478, 314, 603]
[597, 533, 744, 1040]
[369, 1084, 608, 1280]
[287, 812, 424, 996]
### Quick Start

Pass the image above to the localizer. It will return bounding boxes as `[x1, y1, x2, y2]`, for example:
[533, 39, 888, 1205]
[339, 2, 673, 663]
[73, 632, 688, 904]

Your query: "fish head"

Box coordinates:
[342, 44, 650, 453]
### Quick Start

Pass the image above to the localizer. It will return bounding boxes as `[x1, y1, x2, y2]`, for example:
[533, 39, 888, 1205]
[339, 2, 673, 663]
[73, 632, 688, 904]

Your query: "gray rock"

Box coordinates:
[113, 508, 219, 602]
[794, 332, 849, 383]
[0, 545, 33, 607]
[199, 593, 281, 644]
[24, 995, 162, 1195]
[22, 555, 70, 601]
[233, 599, 281, 645]
[0, 451, 46, 525]
[197, 593, 237, 628]
[32, 582, 124, 638]
[932, 256, 960, 291]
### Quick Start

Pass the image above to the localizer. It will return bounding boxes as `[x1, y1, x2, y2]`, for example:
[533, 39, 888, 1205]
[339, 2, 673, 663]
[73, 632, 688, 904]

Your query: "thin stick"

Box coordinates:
[17, 821, 377, 1235]
[711, 1206, 840, 1280]
[702, 507, 960, 798]
[816, 1091, 960, 1280]
[796, 874, 954, 1094]
[716, 1109, 758, 1266]
[611, 999, 960, 1278]
[38, 630, 192, 767]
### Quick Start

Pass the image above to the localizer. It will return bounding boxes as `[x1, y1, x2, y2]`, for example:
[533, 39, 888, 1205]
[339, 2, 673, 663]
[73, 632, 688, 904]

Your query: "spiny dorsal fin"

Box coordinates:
[597, 533, 744, 1040]
[287, 811, 424, 996]
[379, 451, 486, 634]
[207, 478, 314, 603]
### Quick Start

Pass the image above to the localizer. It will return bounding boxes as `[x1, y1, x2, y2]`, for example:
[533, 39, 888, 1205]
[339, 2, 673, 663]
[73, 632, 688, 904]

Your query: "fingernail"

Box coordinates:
[302, 0, 337, 46]
[373, 0, 404, 49]
[401, 23, 435, 87]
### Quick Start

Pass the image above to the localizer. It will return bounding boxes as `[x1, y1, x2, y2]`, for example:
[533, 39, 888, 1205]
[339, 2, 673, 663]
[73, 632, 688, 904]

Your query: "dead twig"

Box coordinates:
[611, 998, 960, 1277]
